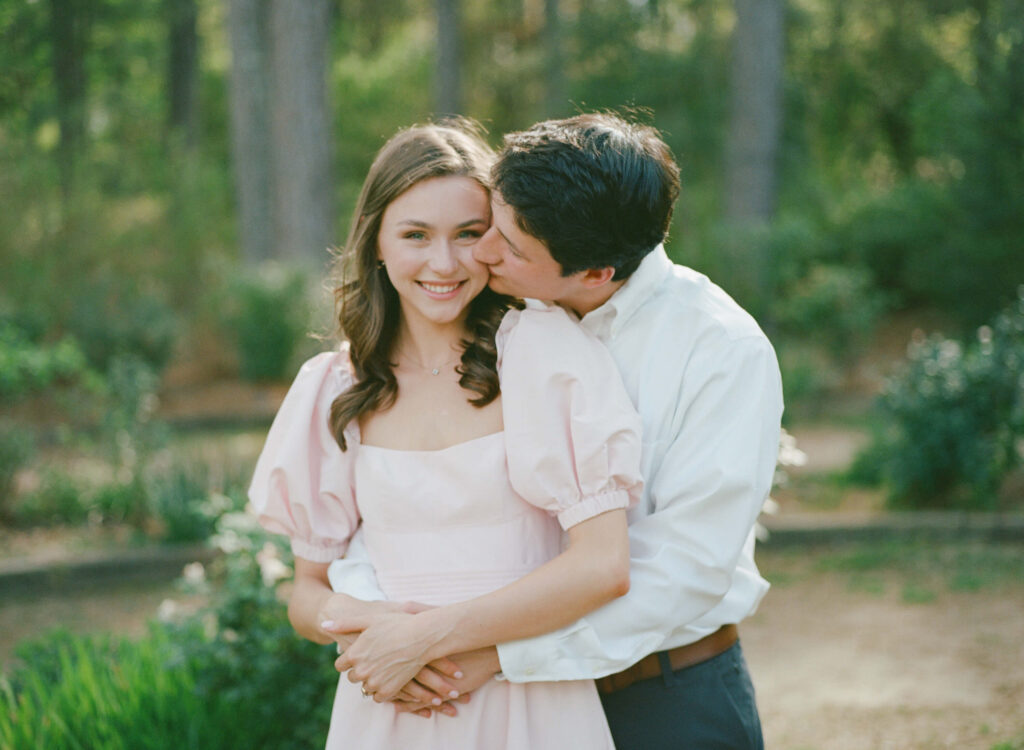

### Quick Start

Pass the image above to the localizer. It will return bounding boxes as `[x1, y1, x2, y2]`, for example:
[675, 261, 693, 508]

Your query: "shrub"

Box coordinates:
[227, 264, 312, 382]
[66, 276, 179, 375]
[13, 470, 92, 527]
[0, 323, 95, 400]
[183, 510, 337, 750]
[1, 512, 338, 749]
[0, 420, 34, 522]
[858, 290, 1024, 508]
[146, 463, 223, 543]
[778, 264, 888, 366]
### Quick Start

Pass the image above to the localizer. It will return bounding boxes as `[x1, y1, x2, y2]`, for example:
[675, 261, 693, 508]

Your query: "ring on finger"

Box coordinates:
[361, 685, 372, 698]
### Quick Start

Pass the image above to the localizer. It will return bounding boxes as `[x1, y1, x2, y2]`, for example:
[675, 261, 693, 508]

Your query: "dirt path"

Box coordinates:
[745, 549, 1024, 750]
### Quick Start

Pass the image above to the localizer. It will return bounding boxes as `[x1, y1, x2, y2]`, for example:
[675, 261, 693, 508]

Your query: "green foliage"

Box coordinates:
[0, 419, 34, 522]
[66, 276, 179, 375]
[0, 323, 95, 400]
[184, 512, 337, 750]
[0, 627, 208, 750]
[226, 265, 312, 382]
[812, 540, 1024, 595]
[858, 291, 1024, 508]
[14, 470, 92, 527]
[146, 462, 223, 543]
[0, 511, 336, 749]
[778, 264, 888, 364]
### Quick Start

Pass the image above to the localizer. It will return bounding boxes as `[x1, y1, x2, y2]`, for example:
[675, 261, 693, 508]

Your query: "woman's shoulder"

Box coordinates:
[292, 343, 357, 396]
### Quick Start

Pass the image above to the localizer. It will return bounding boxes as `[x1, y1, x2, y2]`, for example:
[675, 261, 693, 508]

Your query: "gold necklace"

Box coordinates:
[398, 351, 461, 376]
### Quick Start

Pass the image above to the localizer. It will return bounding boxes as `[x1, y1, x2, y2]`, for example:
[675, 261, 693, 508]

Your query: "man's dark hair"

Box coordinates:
[493, 113, 680, 280]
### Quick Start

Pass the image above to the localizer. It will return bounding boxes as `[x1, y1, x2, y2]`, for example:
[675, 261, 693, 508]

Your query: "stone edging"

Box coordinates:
[760, 511, 1024, 547]
[0, 544, 218, 599]
[3, 513, 1023, 597]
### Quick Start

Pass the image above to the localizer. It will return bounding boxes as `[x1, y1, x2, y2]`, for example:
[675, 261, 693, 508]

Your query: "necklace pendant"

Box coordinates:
[431, 368, 440, 376]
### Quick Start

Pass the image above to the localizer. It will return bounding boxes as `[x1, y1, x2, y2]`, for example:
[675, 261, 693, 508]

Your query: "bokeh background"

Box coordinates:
[1, 1, 1023, 748]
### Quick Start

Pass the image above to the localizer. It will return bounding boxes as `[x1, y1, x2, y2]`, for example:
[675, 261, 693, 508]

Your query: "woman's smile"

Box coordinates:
[417, 280, 467, 299]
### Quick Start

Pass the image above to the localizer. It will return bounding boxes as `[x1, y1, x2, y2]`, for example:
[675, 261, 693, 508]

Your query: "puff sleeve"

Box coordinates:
[248, 347, 361, 563]
[497, 304, 643, 529]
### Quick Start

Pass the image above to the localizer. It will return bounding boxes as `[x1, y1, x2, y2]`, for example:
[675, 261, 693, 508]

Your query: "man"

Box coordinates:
[330, 113, 782, 749]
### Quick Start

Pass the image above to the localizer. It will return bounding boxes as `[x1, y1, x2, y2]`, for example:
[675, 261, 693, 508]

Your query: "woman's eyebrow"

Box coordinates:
[397, 218, 487, 229]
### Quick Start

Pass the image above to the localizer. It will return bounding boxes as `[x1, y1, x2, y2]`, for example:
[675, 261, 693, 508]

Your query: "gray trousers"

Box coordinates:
[599, 642, 764, 750]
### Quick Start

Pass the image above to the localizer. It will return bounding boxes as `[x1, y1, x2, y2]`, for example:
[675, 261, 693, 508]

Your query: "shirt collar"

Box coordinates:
[579, 244, 672, 339]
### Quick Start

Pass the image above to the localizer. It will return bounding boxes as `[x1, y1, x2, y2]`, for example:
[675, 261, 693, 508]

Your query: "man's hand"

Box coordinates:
[393, 647, 501, 718]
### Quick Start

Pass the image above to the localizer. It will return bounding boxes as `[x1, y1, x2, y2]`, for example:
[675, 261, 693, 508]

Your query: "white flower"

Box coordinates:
[157, 598, 181, 623]
[777, 429, 808, 468]
[256, 542, 291, 587]
[183, 561, 206, 585]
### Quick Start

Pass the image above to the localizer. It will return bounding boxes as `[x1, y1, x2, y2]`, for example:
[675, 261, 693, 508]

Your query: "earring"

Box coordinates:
[377, 260, 385, 270]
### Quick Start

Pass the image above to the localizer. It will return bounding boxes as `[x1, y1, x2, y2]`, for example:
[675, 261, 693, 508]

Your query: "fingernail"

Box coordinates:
[431, 698, 441, 706]
[453, 671, 464, 679]
[320, 620, 335, 629]
[448, 690, 459, 699]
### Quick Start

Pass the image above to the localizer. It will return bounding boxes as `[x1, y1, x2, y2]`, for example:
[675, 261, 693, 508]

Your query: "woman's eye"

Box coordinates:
[404, 231, 427, 241]
[457, 229, 483, 240]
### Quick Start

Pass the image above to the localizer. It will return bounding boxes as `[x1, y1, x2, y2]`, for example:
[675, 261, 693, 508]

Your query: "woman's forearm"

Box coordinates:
[288, 558, 337, 644]
[419, 508, 630, 661]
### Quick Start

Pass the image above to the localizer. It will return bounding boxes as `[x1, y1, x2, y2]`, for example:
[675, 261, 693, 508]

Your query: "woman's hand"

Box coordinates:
[317, 593, 403, 643]
[334, 610, 454, 702]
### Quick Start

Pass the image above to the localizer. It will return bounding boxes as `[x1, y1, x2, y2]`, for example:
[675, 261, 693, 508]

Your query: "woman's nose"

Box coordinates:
[428, 240, 459, 274]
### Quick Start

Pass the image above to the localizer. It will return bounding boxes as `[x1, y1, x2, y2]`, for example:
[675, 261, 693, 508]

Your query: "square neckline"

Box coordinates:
[356, 430, 505, 455]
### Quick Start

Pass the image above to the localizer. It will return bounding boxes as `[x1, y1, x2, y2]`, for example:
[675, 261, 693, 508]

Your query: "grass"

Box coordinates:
[760, 539, 1024, 601]
[0, 626, 207, 750]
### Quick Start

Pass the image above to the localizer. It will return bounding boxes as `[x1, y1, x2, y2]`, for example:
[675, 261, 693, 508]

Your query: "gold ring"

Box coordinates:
[361, 685, 371, 698]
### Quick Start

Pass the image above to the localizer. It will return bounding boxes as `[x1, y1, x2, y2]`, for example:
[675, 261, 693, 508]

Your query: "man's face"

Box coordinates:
[473, 193, 583, 303]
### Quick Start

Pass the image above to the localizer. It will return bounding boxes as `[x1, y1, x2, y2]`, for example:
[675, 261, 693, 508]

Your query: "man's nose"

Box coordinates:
[474, 227, 500, 263]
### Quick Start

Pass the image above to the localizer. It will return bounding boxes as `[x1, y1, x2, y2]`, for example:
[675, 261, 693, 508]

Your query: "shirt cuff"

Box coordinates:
[556, 488, 632, 530]
[290, 537, 349, 563]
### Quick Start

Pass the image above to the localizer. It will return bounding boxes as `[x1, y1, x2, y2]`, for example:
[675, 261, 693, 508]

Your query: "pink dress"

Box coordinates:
[249, 305, 644, 750]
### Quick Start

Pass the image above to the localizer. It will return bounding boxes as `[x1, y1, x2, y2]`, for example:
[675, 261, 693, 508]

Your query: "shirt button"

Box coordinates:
[525, 667, 535, 675]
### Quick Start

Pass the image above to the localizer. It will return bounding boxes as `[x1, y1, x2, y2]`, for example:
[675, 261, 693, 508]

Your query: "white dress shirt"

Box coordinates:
[328, 245, 783, 682]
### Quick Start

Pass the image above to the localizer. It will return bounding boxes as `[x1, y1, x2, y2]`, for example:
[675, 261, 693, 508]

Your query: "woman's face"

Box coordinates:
[377, 175, 491, 330]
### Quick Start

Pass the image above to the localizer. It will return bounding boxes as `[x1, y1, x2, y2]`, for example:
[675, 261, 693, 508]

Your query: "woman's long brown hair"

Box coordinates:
[329, 120, 517, 450]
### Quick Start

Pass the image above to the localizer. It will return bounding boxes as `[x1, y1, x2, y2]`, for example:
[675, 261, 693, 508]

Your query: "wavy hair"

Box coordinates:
[329, 120, 516, 450]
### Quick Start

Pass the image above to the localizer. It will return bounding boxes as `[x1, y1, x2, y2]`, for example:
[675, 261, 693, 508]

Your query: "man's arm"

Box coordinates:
[496, 335, 783, 681]
[335, 508, 631, 701]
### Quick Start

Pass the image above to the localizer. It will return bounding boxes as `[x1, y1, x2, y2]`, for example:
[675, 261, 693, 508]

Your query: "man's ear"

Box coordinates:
[579, 266, 616, 289]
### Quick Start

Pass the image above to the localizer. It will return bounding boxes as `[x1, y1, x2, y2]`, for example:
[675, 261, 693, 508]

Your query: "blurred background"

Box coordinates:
[1, 1, 1023, 748]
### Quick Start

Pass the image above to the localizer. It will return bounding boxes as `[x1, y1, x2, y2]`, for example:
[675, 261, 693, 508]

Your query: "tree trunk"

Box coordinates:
[227, 0, 273, 265]
[50, 0, 90, 201]
[435, 0, 462, 116]
[723, 0, 784, 316]
[543, 0, 566, 118]
[167, 0, 200, 149]
[269, 0, 334, 264]
[725, 0, 784, 224]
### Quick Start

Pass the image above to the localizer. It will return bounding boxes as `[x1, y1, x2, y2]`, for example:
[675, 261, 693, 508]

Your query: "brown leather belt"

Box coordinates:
[595, 624, 739, 694]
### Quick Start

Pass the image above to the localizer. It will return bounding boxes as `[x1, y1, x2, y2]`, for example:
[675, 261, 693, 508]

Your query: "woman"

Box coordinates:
[249, 120, 642, 749]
